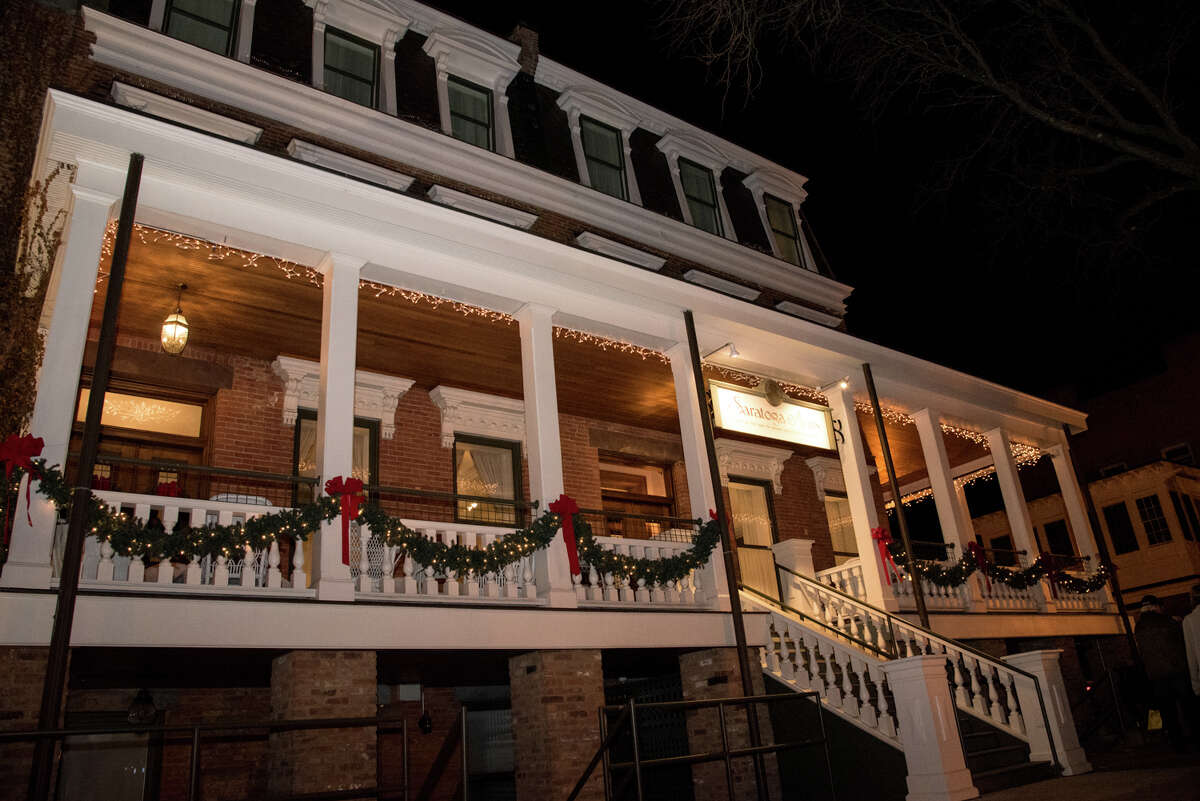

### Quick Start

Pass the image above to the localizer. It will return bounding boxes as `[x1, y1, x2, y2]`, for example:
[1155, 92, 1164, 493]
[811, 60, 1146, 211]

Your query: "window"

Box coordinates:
[1041, 519, 1074, 556]
[1102, 501, 1139, 554]
[323, 28, 379, 108]
[293, 410, 379, 505]
[1187, 496, 1200, 541]
[823, 492, 857, 565]
[764, 194, 804, 266]
[580, 117, 627, 200]
[448, 77, 494, 150]
[988, 534, 1018, 566]
[1098, 462, 1128, 478]
[455, 435, 520, 525]
[728, 478, 780, 599]
[1135, 494, 1172, 545]
[164, 0, 239, 55]
[1170, 492, 1195, 541]
[1161, 442, 1195, 466]
[598, 457, 675, 539]
[678, 158, 723, 236]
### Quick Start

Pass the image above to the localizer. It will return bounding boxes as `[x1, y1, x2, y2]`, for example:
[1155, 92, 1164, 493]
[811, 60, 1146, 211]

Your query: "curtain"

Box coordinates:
[297, 418, 318, 478]
[458, 445, 513, 498]
[729, 483, 772, 547]
[352, 426, 371, 483]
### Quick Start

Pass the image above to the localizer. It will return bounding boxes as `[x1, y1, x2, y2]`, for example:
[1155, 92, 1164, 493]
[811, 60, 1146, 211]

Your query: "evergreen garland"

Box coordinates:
[888, 540, 1110, 594]
[573, 513, 721, 586]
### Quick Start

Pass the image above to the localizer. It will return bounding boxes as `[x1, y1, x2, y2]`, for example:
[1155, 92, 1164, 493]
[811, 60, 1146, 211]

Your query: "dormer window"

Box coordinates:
[447, 76, 494, 150]
[678, 158, 723, 236]
[580, 117, 627, 200]
[164, 0, 239, 56]
[764, 194, 803, 266]
[323, 28, 379, 108]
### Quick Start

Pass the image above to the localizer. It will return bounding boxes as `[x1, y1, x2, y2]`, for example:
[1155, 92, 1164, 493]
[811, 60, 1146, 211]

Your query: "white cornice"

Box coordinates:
[804, 456, 843, 502]
[657, 131, 741, 173]
[422, 26, 521, 91]
[715, 438, 794, 494]
[83, 10, 850, 317]
[684, 270, 759, 301]
[304, 0, 409, 44]
[428, 386, 525, 447]
[287, 139, 414, 191]
[111, 82, 262, 144]
[743, 167, 808, 204]
[427, 185, 537, 229]
[271, 356, 415, 438]
[556, 87, 640, 133]
[574, 232, 665, 271]
[775, 300, 841, 328]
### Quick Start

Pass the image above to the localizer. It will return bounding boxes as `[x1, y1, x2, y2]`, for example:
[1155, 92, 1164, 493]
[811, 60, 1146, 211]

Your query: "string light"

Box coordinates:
[553, 328, 668, 363]
[702, 364, 829, 404]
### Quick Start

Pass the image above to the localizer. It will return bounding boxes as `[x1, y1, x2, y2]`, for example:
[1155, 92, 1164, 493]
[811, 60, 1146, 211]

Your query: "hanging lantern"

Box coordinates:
[160, 282, 189, 355]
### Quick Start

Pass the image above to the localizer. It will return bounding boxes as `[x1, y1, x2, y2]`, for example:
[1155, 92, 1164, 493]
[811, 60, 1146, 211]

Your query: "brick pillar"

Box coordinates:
[0, 647, 49, 801]
[268, 650, 377, 797]
[679, 648, 781, 801]
[509, 649, 604, 801]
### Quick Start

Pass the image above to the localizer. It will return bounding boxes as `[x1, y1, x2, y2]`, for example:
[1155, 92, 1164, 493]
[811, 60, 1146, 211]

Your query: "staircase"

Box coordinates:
[745, 565, 1062, 793]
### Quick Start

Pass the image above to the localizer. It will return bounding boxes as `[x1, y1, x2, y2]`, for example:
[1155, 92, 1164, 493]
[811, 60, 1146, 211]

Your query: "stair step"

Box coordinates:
[971, 761, 1057, 794]
[965, 744, 1030, 773]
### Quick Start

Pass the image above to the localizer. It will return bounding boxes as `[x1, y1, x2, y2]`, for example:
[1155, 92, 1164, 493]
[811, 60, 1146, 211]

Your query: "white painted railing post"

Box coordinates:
[772, 539, 814, 607]
[312, 252, 365, 602]
[1002, 650, 1092, 776]
[515, 303, 577, 608]
[3, 164, 119, 590]
[880, 654, 979, 801]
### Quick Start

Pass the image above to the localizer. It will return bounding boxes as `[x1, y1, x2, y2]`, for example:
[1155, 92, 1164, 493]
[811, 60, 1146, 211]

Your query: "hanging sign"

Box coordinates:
[710, 381, 834, 450]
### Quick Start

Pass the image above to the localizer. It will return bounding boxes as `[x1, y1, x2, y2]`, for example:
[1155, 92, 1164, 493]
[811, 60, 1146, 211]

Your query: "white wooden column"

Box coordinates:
[515, 304, 576, 607]
[827, 383, 897, 610]
[986, 429, 1039, 558]
[234, 0, 257, 62]
[149, 0, 167, 31]
[1046, 441, 1101, 562]
[493, 87, 516, 158]
[310, 16, 327, 92]
[311, 252, 364, 601]
[913, 409, 975, 550]
[2, 170, 118, 589]
[381, 30, 401, 115]
[667, 343, 728, 610]
[620, 126, 643, 206]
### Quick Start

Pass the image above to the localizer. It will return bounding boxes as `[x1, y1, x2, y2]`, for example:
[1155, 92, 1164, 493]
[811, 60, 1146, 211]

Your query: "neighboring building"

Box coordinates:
[0, 1, 1110, 799]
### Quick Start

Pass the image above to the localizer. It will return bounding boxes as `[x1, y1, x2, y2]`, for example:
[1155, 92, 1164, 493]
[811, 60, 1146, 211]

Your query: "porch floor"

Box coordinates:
[980, 743, 1199, 800]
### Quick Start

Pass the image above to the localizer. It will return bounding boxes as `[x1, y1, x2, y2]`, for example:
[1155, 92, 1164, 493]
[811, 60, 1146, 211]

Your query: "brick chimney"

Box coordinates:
[509, 24, 539, 76]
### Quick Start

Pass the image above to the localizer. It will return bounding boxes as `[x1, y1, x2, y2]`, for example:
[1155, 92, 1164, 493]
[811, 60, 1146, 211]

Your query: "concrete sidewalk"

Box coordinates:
[980, 746, 1200, 801]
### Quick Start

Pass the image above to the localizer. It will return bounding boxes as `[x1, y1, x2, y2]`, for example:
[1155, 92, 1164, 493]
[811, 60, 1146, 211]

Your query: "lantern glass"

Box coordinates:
[161, 309, 189, 355]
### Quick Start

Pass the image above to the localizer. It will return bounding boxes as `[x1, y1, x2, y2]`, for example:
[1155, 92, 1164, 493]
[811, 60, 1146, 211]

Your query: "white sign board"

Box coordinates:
[710, 382, 834, 450]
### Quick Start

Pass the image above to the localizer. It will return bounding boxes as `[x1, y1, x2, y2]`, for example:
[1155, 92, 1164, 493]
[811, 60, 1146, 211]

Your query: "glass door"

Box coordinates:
[728, 478, 781, 600]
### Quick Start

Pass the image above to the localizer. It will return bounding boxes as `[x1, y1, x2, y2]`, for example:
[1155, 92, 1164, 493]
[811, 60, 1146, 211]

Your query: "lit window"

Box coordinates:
[823, 493, 857, 565]
[678, 158, 723, 236]
[448, 77, 493, 150]
[1135, 494, 1172, 545]
[764, 194, 804, 266]
[294, 411, 378, 504]
[729, 478, 779, 599]
[324, 28, 379, 108]
[164, 0, 239, 56]
[580, 117, 627, 200]
[455, 436, 519, 525]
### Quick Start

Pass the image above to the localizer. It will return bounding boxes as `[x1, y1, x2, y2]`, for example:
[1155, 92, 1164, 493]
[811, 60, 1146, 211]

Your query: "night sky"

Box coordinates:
[428, 0, 1199, 404]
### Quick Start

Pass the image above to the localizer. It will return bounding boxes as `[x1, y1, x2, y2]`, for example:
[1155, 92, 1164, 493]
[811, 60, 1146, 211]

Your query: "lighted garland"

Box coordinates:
[887, 541, 1110, 594]
[29, 460, 335, 561]
[572, 514, 721, 586]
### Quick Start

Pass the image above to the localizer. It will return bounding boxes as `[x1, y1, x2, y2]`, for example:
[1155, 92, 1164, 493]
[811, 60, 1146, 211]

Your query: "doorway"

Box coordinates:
[728, 477, 781, 599]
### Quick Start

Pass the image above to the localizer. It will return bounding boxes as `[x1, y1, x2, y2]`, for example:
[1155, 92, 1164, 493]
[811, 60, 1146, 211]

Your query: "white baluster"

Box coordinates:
[504, 559, 519, 599]
[382, 545, 396, 594]
[839, 650, 859, 717]
[358, 527, 371, 593]
[868, 662, 895, 738]
[291, 536, 306, 589]
[212, 553, 228, 587]
[987, 667, 1004, 723]
[764, 622, 781, 674]
[400, 550, 415, 595]
[243, 545, 256, 588]
[128, 552, 145, 584]
[186, 554, 202, 585]
[522, 555, 535, 598]
[157, 552, 175, 585]
[97, 540, 115, 583]
[267, 540, 282, 588]
[856, 656, 878, 729]
[586, 564, 600, 601]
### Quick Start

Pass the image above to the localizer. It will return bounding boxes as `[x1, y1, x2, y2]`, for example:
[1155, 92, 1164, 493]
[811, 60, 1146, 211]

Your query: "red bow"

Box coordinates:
[325, 476, 365, 566]
[871, 527, 899, 585]
[0, 434, 44, 531]
[156, 481, 181, 497]
[967, 541, 990, 590]
[548, 494, 581, 576]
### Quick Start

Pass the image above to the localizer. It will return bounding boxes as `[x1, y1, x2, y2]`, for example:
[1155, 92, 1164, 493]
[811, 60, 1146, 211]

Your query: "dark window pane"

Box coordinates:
[1136, 494, 1172, 544]
[324, 28, 377, 107]
[765, 194, 803, 266]
[448, 78, 493, 150]
[581, 117, 626, 199]
[678, 159, 722, 235]
[1102, 502, 1140, 554]
[165, 0, 237, 54]
[1042, 519, 1074, 556]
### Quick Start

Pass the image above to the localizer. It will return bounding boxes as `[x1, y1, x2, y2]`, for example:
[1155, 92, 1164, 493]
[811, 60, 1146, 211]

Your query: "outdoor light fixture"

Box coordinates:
[127, 688, 157, 725]
[417, 690, 433, 734]
[160, 283, 190, 356]
[702, 341, 739, 360]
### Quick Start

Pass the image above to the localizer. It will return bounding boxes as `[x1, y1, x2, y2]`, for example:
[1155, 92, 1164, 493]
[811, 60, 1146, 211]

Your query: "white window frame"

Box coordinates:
[556, 88, 643, 205]
[742, 167, 818, 271]
[150, 0, 251, 60]
[656, 131, 736, 240]
[423, 26, 521, 158]
[304, 0, 407, 114]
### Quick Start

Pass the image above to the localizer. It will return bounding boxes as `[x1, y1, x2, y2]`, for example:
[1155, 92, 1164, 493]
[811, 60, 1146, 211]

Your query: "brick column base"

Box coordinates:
[268, 650, 377, 797]
[509, 649, 605, 801]
[679, 647, 781, 801]
[0, 647, 49, 801]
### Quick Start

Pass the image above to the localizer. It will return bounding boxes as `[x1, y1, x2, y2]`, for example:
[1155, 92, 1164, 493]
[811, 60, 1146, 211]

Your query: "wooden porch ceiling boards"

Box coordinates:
[857, 410, 991, 489]
[93, 234, 681, 432]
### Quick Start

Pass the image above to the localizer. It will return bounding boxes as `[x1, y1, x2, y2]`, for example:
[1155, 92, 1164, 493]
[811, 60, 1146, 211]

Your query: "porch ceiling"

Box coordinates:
[858, 411, 991, 489]
[91, 231, 681, 432]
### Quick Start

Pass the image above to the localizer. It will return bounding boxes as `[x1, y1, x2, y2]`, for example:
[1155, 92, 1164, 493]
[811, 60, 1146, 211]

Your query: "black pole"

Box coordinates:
[682, 310, 769, 801]
[28, 153, 143, 801]
[861, 363, 930, 629]
[1059, 424, 1142, 669]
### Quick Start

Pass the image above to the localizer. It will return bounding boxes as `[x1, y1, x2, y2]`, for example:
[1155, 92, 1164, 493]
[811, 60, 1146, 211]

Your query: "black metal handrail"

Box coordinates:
[766, 562, 1061, 769]
[73, 453, 320, 486]
[567, 693, 834, 801]
[5, 713, 409, 801]
[366, 484, 531, 510]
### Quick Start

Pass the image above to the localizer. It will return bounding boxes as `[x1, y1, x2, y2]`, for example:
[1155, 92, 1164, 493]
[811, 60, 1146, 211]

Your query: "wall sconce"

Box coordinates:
[160, 283, 189, 356]
[702, 342, 739, 360]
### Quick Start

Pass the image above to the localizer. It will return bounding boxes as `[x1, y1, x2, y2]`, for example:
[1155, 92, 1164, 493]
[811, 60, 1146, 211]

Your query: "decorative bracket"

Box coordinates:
[271, 356, 414, 438]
